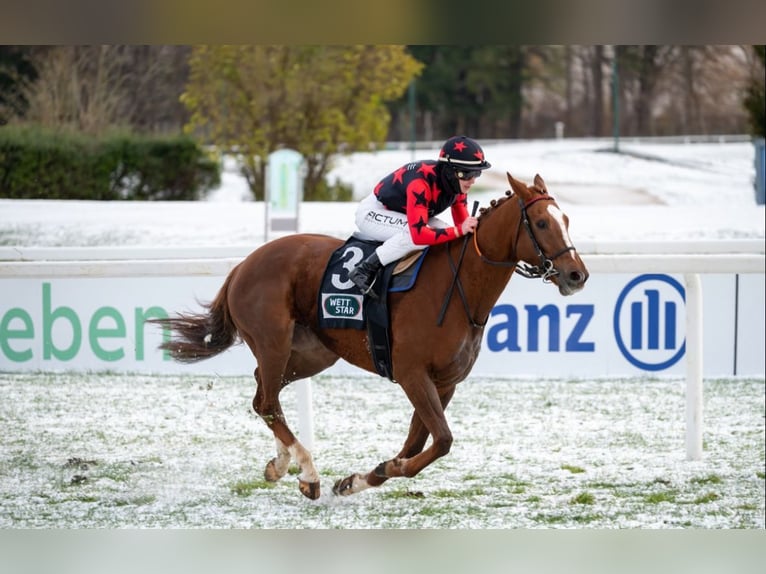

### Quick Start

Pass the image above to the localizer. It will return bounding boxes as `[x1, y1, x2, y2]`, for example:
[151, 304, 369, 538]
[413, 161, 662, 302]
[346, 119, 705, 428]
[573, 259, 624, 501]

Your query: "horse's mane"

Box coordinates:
[477, 189, 514, 221]
[477, 180, 549, 221]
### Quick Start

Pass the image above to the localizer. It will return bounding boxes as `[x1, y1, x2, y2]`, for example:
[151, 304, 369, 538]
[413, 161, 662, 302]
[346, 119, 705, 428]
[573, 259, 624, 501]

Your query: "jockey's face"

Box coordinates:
[453, 168, 481, 194]
[458, 175, 478, 193]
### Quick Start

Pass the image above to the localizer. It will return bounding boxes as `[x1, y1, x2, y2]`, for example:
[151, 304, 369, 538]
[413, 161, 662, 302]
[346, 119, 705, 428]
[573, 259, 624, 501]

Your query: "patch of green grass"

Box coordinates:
[3, 451, 40, 472]
[690, 474, 723, 485]
[49, 494, 99, 505]
[485, 500, 515, 509]
[417, 505, 447, 518]
[692, 492, 721, 504]
[561, 464, 586, 474]
[493, 473, 529, 494]
[587, 481, 632, 499]
[431, 485, 485, 498]
[570, 492, 595, 505]
[97, 462, 135, 483]
[755, 471, 765, 480]
[532, 513, 567, 525]
[381, 489, 425, 500]
[231, 478, 275, 496]
[645, 491, 676, 504]
[571, 513, 602, 524]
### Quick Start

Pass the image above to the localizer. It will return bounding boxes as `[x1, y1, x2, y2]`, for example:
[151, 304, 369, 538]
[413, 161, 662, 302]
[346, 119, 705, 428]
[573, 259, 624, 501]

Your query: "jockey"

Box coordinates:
[348, 135, 492, 297]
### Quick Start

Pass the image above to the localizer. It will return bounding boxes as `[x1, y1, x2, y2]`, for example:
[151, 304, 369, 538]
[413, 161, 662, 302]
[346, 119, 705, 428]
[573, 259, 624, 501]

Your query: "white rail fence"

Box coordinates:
[1, 240, 764, 460]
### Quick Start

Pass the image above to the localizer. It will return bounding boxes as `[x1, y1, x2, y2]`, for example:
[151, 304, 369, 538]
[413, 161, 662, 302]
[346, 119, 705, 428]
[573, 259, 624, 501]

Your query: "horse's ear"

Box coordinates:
[533, 174, 547, 193]
[506, 172, 522, 192]
[507, 172, 529, 199]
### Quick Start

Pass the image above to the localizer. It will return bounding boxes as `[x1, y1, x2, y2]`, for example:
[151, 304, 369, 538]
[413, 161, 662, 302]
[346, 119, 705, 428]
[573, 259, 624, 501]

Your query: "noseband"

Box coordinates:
[472, 195, 576, 282]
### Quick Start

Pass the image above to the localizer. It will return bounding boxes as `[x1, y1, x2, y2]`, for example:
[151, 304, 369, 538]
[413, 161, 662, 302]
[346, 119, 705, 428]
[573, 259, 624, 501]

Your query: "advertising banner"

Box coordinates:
[2, 271, 763, 377]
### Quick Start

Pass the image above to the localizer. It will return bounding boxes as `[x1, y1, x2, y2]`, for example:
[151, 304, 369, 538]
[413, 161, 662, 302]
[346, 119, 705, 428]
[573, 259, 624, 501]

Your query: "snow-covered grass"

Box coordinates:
[1, 372, 763, 528]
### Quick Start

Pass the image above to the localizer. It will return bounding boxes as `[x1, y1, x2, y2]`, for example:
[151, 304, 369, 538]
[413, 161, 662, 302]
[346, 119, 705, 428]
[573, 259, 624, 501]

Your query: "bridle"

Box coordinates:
[472, 194, 576, 283]
[439, 192, 578, 330]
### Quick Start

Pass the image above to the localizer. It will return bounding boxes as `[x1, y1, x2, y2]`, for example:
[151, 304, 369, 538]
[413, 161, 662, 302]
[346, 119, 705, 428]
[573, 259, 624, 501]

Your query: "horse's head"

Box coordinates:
[503, 172, 588, 295]
[473, 172, 588, 295]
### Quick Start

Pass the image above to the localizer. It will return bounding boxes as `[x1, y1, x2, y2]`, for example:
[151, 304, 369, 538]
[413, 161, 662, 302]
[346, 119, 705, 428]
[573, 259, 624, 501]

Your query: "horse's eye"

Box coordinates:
[536, 220, 547, 230]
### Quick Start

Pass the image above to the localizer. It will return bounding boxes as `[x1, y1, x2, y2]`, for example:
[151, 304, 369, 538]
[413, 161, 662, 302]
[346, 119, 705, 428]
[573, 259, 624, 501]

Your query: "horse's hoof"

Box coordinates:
[299, 479, 320, 500]
[264, 459, 281, 482]
[332, 476, 354, 496]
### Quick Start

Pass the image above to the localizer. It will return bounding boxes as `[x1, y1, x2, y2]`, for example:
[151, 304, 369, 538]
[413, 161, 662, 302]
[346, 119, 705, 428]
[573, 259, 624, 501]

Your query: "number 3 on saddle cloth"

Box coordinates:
[317, 236, 428, 382]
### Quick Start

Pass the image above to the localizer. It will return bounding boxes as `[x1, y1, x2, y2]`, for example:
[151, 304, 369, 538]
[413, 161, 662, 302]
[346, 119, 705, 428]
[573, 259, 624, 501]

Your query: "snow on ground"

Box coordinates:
[1, 373, 763, 528]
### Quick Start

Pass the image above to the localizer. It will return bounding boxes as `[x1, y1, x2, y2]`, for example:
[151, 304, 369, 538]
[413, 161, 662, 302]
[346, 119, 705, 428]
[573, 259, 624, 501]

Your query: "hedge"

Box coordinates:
[0, 127, 220, 200]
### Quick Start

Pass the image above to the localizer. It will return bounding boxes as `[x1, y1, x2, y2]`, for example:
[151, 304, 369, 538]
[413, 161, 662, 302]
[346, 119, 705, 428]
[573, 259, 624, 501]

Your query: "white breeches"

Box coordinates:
[354, 193, 450, 266]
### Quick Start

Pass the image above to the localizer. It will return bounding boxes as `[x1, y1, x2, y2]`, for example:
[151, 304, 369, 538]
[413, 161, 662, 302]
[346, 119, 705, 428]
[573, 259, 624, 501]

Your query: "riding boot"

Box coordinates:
[349, 252, 383, 297]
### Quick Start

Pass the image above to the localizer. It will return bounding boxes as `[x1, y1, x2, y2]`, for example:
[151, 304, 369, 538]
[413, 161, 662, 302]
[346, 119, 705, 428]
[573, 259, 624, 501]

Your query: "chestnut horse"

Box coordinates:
[150, 172, 588, 499]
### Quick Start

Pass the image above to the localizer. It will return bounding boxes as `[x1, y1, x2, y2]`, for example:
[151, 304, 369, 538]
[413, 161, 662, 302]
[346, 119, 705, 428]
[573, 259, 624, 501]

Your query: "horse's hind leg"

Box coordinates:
[265, 435, 291, 481]
[251, 328, 338, 500]
[252, 365, 321, 499]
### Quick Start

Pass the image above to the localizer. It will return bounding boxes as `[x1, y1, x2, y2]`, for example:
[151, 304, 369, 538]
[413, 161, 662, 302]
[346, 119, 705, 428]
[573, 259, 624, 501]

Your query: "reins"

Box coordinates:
[438, 191, 577, 329]
[473, 195, 575, 282]
[437, 201, 481, 327]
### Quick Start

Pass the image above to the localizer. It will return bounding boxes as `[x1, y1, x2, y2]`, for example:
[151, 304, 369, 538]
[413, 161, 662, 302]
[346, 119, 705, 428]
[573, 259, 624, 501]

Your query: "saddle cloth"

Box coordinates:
[317, 236, 428, 381]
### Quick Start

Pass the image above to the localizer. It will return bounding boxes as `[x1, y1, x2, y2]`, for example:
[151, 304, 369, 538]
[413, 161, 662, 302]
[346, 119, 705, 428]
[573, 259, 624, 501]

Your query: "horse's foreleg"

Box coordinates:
[377, 380, 455, 478]
[332, 414, 430, 495]
[333, 383, 456, 496]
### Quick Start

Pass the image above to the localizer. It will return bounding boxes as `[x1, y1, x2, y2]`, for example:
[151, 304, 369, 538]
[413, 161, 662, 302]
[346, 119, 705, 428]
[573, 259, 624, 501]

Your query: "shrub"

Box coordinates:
[0, 126, 220, 200]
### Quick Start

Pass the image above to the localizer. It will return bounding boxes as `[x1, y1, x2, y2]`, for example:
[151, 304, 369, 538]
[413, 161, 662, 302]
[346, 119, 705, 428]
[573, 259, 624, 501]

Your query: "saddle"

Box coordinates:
[318, 236, 428, 382]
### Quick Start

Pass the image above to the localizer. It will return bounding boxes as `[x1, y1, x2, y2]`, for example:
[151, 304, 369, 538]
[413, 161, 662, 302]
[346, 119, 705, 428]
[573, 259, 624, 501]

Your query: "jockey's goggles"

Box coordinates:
[454, 168, 482, 181]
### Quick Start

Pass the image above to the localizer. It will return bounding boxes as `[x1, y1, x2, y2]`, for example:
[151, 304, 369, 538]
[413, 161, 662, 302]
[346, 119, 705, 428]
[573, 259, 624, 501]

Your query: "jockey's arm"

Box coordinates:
[405, 180, 462, 246]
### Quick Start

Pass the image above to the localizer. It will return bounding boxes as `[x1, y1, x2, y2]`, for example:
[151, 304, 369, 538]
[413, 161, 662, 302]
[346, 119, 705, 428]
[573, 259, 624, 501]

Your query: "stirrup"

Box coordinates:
[349, 252, 382, 298]
[350, 271, 378, 298]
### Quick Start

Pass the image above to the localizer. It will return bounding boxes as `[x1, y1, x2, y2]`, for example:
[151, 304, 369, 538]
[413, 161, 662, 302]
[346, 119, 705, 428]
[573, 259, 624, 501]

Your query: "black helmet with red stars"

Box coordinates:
[438, 135, 491, 173]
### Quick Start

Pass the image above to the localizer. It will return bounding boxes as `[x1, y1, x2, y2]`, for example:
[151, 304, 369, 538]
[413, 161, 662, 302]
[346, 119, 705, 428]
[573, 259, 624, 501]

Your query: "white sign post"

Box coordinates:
[264, 149, 304, 242]
[263, 148, 312, 447]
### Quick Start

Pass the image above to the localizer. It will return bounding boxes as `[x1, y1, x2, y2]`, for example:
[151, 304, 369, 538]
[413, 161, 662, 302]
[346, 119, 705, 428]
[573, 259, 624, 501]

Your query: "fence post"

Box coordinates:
[295, 378, 314, 451]
[754, 138, 765, 205]
[684, 273, 703, 461]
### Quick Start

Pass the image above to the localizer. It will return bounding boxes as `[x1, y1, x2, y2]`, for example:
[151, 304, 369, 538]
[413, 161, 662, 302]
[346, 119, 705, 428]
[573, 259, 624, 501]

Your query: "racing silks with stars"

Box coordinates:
[373, 160, 469, 246]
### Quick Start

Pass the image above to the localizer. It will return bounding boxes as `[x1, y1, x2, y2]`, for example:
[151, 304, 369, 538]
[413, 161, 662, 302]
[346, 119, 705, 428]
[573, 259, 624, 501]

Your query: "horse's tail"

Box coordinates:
[148, 267, 240, 363]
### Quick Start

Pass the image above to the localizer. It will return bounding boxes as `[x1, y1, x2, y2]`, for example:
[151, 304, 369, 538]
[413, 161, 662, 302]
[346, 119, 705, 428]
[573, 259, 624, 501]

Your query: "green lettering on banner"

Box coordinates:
[0, 308, 34, 362]
[135, 306, 169, 360]
[89, 306, 126, 361]
[43, 282, 81, 361]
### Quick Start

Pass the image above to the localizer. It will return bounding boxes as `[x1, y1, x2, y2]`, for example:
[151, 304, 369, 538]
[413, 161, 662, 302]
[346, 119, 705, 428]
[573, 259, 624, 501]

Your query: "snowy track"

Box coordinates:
[1, 372, 762, 528]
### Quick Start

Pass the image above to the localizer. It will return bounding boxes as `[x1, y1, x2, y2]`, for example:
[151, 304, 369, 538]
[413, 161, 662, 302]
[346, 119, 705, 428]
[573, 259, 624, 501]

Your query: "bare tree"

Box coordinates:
[19, 46, 129, 134]
[10, 45, 189, 135]
[592, 45, 605, 137]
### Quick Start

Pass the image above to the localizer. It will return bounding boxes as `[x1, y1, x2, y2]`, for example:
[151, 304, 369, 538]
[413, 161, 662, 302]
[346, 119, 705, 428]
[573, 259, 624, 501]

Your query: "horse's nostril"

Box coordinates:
[570, 270, 587, 284]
